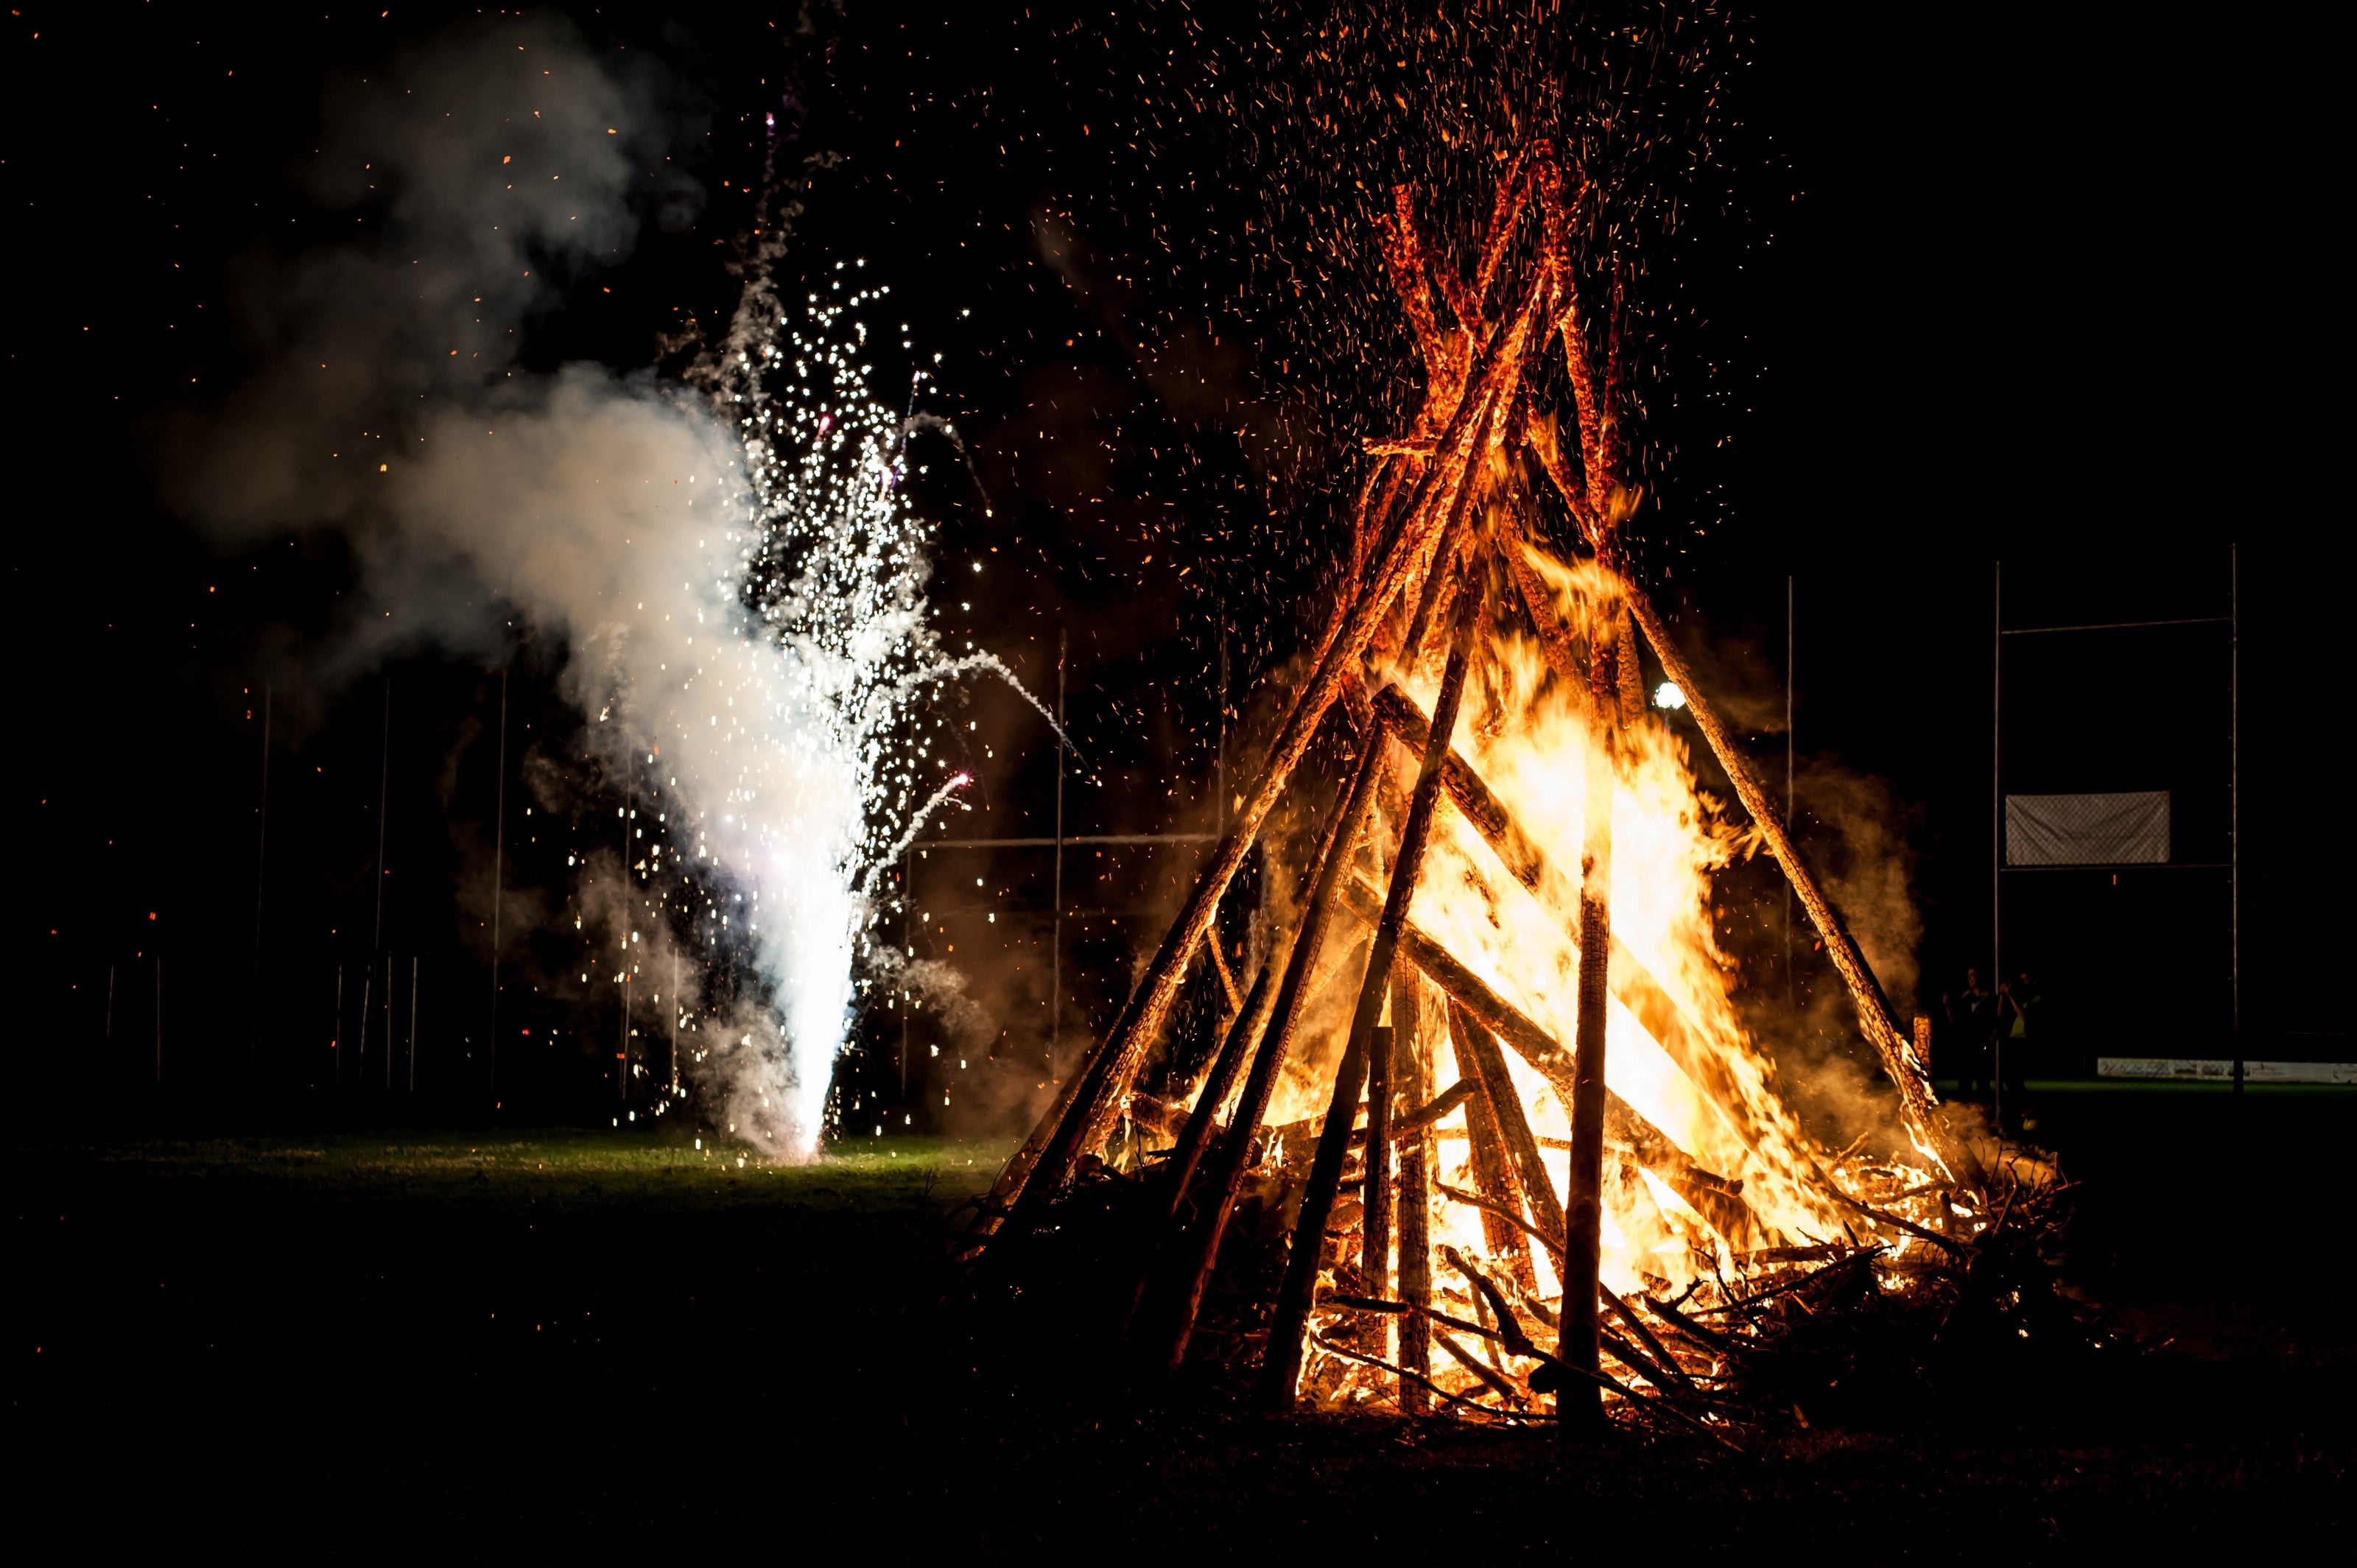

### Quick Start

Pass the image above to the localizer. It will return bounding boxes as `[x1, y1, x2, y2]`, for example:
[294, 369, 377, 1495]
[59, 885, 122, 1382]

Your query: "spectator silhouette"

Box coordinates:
[1942, 968, 1999, 1103]
[1997, 968, 2039, 1113]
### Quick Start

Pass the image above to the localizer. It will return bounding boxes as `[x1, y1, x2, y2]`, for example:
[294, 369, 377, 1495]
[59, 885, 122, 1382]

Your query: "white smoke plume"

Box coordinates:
[164, 15, 1017, 1156]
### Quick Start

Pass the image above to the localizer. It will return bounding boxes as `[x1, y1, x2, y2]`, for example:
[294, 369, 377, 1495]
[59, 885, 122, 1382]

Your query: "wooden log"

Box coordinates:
[1474, 144, 1542, 300]
[1447, 1005, 1569, 1262]
[1502, 534, 1595, 706]
[1205, 935, 1244, 1015]
[1610, 573, 1967, 1181]
[1311, 1334, 1521, 1421]
[1124, 1091, 1192, 1142]
[1369, 680, 1784, 1169]
[1562, 624, 1618, 1435]
[1393, 964, 1434, 1413]
[1600, 1283, 1699, 1398]
[1149, 732, 1391, 1374]
[1438, 1245, 1550, 1364]
[1260, 579, 1483, 1411]
[1258, 966, 1377, 1404]
[1453, 1005, 1540, 1291]
[988, 279, 1549, 1240]
[1159, 957, 1276, 1221]
[1640, 1291, 1730, 1354]
[1360, 1020, 1396, 1326]
[960, 1055, 1090, 1249]
[1435, 1180, 1553, 1252]
[1342, 878, 1771, 1242]
[1392, 1077, 1474, 1136]
[1436, 1327, 1530, 1408]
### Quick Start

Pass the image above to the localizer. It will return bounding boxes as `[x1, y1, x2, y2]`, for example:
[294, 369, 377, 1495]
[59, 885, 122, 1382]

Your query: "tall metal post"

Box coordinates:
[900, 845, 910, 1097]
[154, 955, 163, 1085]
[489, 668, 507, 1104]
[372, 678, 390, 953]
[621, 748, 633, 1105]
[1992, 562, 2003, 1126]
[1785, 575, 1794, 1002]
[1050, 627, 1067, 1075]
[1217, 619, 1229, 834]
[370, 677, 391, 1086]
[250, 684, 271, 1072]
[2231, 543, 2241, 1094]
[409, 955, 419, 1094]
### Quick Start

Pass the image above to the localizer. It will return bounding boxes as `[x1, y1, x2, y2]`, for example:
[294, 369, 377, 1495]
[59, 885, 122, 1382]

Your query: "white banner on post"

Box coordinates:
[2006, 790, 2169, 867]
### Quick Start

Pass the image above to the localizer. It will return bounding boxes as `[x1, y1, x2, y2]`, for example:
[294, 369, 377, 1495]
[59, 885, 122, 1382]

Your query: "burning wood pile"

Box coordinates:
[964, 146, 2068, 1435]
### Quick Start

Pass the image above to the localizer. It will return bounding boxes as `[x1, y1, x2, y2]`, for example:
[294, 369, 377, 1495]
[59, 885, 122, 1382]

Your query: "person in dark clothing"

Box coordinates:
[1942, 968, 2000, 1103]
[1996, 969, 2040, 1120]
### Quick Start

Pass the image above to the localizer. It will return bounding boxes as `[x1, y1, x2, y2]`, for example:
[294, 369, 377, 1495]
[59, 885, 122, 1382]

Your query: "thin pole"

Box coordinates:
[154, 955, 163, 1085]
[1262, 574, 1480, 1411]
[1993, 562, 2002, 1128]
[2231, 543, 2241, 1094]
[106, 962, 117, 1040]
[331, 964, 344, 1089]
[250, 685, 271, 1071]
[899, 845, 910, 1097]
[1785, 575, 1794, 1003]
[1050, 627, 1067, 1075]
[371, 677, 391, 1091]
[359, 969, 373, 1091]
[670, 948, 681, 1094]
[1559, 604, 1623, 1433]
[489, 668, 507, 1104]
[1155, 727, 1387, 1375]
[621, 749, 633, 1104]
[409, 955, 419, 1094]
[1217, 619, 1229, 834]
[382, 951, 393, 1091]
[373, 678, 390, 952]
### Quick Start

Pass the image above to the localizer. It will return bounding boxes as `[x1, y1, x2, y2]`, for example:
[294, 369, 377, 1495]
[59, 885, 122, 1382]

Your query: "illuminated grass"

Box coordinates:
[29, 1128, 1019, 1212]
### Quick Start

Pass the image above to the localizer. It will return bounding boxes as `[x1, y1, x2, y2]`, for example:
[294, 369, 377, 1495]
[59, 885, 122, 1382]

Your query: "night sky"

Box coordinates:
[6, 2, 2339, 1128]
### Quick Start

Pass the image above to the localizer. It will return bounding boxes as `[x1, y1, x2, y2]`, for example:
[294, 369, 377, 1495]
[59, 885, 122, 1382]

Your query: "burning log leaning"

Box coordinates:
[985, 275, 1552, 1245]
[1159, 959, 1279, 1223]
[1392, 964, 1436, 1412]
[1608, 576, 1966, 1182]
[1370, 682, 1779, 1161]
[1450, 1002, 1541, 1290]
[1338, 877, 1771, 1247]
[1260, 577, 1483, 1411]
[1560, 597, 1626, 1434]
[1142, 731, 1390, 1375]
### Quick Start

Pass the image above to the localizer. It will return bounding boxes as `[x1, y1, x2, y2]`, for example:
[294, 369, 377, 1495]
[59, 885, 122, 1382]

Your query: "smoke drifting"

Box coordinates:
[161, 15, 988, 1156]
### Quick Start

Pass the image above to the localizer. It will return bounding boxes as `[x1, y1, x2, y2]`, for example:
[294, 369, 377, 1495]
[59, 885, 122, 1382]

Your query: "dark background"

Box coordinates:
[3, 2, 2339, 1133]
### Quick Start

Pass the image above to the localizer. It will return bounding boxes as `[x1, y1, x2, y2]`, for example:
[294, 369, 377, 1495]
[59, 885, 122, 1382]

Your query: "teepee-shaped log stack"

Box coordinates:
[971, 145, 1973, 1428]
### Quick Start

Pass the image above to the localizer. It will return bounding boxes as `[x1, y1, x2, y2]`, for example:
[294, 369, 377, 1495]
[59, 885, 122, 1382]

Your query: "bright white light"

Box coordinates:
[1654, 682, 1686, 711]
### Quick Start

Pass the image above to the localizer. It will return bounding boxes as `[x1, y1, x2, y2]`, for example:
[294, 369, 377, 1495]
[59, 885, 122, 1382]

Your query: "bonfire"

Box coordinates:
[966, 145, 2068, 1436]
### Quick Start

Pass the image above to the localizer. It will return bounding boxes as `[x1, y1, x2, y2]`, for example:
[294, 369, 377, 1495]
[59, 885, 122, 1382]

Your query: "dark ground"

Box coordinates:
[13, 1083, 2350, 1558]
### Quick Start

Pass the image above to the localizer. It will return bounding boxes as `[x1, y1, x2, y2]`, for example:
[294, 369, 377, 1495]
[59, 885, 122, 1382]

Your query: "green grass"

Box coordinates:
[29, 1126, 1019, 1200]
[14, 1109, 2351, 1556]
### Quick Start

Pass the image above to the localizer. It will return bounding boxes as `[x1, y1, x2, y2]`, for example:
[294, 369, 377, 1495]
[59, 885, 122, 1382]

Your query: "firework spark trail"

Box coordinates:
[670, 277, 1059, 1158]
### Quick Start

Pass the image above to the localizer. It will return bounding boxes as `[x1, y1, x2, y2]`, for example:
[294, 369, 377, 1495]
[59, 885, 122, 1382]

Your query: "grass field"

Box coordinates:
[14, 1086, 2352, 1557]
